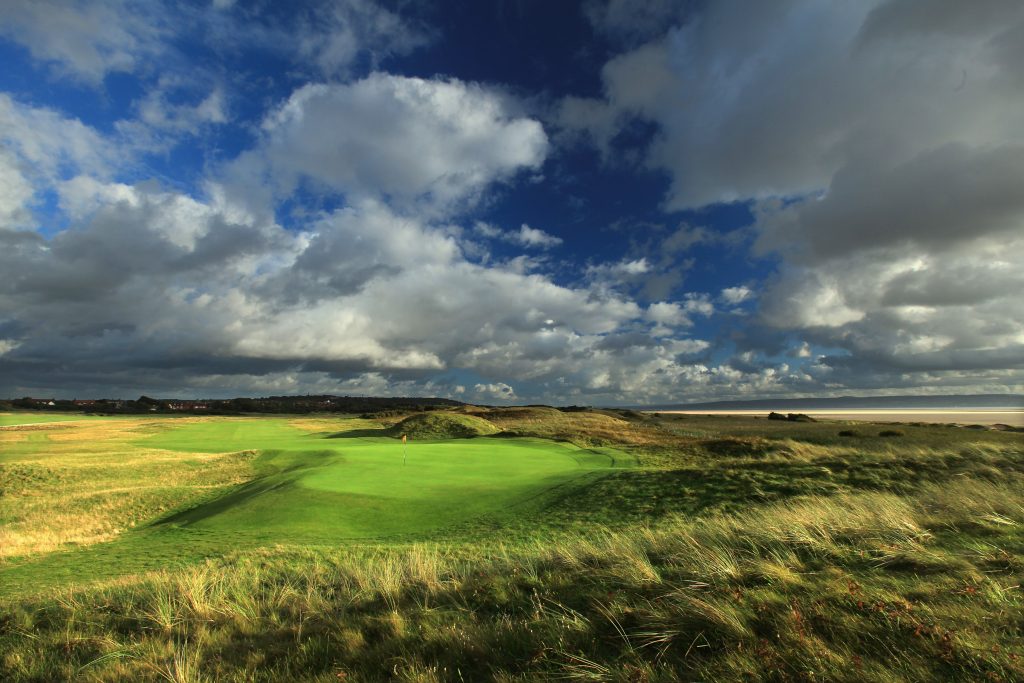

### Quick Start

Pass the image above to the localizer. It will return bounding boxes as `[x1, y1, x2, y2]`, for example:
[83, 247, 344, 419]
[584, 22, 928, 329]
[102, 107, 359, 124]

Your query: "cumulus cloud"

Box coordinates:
[0, 175, 731, 402]
[572, 0, 1024, 394]
[0, 149, 35, 230]
[0, 95, 115, 182]
[721, 286, 753, 305]
[473, 382, 516, 401]
[236, 74, 547, 211]
[0, 0, 166, 83]
[0, 95, 120, 231]
[646, 302, 690, 328]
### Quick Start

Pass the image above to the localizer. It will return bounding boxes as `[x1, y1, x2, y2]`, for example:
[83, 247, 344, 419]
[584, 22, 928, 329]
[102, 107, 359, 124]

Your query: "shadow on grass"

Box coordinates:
[543, 449, 1024, 525]
[152, 449, 344, 527]
[326, 428, 392, 439]
[153, 476, 300, 527]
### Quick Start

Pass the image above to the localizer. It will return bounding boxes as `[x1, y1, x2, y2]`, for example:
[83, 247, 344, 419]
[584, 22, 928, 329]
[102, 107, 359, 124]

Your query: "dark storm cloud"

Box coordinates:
[756, 145, 1024, 260]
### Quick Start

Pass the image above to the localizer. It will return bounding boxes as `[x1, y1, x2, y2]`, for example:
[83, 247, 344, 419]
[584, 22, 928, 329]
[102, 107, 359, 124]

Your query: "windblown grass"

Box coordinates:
[2, 480, 1021, 681]
[0, 409, 1021, 681]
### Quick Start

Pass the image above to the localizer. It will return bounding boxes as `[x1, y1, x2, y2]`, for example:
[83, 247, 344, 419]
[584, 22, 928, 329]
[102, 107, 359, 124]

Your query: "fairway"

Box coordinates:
[0, 412, 100, 427]
[144, 418, 621, 539]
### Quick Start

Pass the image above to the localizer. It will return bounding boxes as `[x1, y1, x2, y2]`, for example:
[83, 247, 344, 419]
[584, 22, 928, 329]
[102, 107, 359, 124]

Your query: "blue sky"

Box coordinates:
[1, 0, 1022, 404]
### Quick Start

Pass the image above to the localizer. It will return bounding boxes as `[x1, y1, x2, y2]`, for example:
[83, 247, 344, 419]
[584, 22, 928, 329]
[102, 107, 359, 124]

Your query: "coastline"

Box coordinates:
[650, 409, 1024, 426]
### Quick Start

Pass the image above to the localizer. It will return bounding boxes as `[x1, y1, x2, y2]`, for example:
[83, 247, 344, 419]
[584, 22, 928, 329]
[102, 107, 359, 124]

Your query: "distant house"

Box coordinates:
[168, 401, 210, 411]
[25, 397, 56, 407]
[73, 399, 97, 406]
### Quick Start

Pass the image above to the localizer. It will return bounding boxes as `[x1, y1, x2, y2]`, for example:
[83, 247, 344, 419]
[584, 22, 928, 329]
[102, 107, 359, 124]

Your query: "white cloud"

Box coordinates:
[586, 257, 649, 282]
[5, 182, 735, 402]
[473, 222, 562, 250]
[0, 0, 166, 83]
[0, 94, 120, 231]
[240, 74, 548, 211]
[645, 302, 690, 328]
[0, 149, 35, 230]
[0, 94, 115, 181]
[683, 294, 714, 317]
[473, 382, 517, 401]
[139, 85, 228, 132]
[721, 286, 753, 305]
[515, 224, 562, 249]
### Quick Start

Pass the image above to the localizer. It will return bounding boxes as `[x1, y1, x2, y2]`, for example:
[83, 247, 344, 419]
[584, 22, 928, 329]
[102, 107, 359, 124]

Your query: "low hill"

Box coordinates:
[390, 412, 501, 439]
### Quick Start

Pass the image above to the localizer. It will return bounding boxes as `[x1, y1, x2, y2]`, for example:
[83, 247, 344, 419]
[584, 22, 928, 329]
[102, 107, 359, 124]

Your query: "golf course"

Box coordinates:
[2, 407, 1023, 681]
[0, 412, 631, 595]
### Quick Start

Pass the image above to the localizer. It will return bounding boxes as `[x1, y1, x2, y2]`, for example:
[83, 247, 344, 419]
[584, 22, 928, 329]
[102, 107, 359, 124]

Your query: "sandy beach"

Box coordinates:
[653, 409, 1024, 427]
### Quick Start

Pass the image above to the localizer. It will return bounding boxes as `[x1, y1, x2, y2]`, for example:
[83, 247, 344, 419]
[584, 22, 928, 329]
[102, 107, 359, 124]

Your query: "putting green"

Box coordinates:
[143, 418, 626, 540]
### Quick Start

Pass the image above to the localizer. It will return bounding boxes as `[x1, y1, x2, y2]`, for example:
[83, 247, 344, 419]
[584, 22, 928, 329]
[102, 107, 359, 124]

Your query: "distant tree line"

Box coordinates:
[1, 395, 464, 416]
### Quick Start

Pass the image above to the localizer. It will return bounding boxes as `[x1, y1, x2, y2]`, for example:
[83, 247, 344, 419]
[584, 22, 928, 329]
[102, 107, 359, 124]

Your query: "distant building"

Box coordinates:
[168, 401, 210, 411]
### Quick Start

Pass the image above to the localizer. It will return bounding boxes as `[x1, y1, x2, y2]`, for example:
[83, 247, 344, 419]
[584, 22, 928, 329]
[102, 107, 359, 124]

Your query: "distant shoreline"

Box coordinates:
[650, 409, 1024, 426]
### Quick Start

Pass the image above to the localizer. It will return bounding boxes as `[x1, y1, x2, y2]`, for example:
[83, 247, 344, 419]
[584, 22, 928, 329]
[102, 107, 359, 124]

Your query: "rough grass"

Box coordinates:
[0, 409, 1022, 681]
[1, 480, 1021, 681]
[0, 417, 252, 560]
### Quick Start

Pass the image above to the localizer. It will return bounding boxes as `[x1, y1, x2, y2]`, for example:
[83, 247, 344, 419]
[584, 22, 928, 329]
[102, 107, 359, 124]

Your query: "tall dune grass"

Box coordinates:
[3, 479, 1022, 681]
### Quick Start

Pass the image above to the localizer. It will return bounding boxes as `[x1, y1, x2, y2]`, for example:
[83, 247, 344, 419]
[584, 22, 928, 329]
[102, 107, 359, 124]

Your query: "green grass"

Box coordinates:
[0, 416, 630, 596]
[0, 412, 101, 426]
[0, 410, 1022, 681]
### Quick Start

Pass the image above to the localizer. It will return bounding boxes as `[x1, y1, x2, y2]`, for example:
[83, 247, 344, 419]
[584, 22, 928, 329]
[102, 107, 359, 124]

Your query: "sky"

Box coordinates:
[0, 0, 1022, 405]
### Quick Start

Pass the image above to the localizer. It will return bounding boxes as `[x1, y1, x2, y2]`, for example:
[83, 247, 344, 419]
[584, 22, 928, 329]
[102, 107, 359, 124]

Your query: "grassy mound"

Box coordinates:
[390, 412, 501, 439]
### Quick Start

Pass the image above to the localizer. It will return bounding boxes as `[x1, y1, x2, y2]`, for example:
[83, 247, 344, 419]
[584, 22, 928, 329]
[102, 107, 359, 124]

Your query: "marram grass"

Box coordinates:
[2, 481, 1022, 681]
